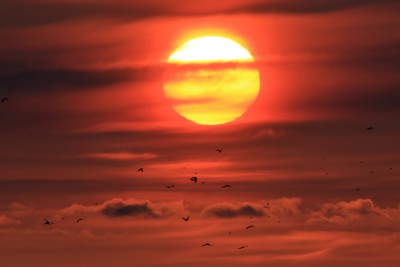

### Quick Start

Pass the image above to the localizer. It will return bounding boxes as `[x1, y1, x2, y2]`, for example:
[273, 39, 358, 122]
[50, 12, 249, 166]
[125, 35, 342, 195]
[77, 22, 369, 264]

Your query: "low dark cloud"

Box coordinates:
[202, 202, 265, 218]
[102, 200, 159, 218]
[99, 198, 186, 219]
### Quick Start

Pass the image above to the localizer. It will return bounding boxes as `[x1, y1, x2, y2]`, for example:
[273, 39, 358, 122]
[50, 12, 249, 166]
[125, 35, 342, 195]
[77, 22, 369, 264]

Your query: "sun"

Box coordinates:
[163, 36, 260, 125]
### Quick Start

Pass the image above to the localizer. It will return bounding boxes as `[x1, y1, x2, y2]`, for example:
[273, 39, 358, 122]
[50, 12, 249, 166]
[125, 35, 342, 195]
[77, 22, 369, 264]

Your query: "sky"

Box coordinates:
[1, 0, 400, 266]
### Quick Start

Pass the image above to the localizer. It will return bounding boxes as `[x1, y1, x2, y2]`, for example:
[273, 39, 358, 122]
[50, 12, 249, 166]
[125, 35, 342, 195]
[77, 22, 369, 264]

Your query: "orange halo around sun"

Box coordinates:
[163, 36, 260, 125]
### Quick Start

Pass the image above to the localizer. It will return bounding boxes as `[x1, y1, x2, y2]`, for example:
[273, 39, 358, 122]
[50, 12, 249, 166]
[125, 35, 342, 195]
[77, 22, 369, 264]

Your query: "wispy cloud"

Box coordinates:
[2, 0, 397, 28]
[307, 198, 400, 229]
[80, 152, 158, 161]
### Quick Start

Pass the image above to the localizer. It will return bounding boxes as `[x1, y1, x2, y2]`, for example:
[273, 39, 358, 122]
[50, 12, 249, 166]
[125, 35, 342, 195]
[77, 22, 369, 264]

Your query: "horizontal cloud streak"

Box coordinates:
[2, 0, 398, 27]
[0, 67, 161, 92]
[80, 152, 158, 161]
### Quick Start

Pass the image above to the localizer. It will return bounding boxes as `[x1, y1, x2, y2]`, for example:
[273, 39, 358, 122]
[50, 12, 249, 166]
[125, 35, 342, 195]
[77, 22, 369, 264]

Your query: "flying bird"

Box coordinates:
[238, 245, 248, 250]
[166, 185, 175, 188]
[1, 97, 8, 103]
[44, 218, 54, 225]
[76, 218, 84, 223]
[366, 127, 374, 131]
[190, 176, 198, 183]
[245, 225, 255, 229]
[221, 184, 231, 188]
[137, 168, 144, 172]
[202, 243, 212, 247]
[216, 149, 223, 153]
[182, 216, 190, 222]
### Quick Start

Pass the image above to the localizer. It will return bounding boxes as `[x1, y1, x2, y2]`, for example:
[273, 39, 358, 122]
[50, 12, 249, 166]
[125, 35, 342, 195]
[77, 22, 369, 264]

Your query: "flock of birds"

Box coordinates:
[39, 148, 253, 250]
[132, 149, 279, 250]
[2, 97, 387, 250]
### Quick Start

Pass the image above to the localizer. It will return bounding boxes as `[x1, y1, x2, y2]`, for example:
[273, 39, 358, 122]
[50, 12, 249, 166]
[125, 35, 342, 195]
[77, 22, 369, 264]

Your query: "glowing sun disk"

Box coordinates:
[163, 36, 260, 125]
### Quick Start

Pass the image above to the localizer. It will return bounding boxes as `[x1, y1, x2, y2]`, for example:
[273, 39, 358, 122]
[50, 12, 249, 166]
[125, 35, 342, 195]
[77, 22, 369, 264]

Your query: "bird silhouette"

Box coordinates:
[355, 188, 360, 191]
[216, 149, 223, 153]
[76, 218, 84, 223]
[166, 185, 175, 188]
[44, 218, 54, 225]
[137, 168, 144, 172]
[182, 216, 190, 221]
[202, 243, 212, 247]
[190, 176, 198, 183]
[366, 127, 374, 131]
[1, 97, 8, 103]
[221, 184, 231, 188]
[238, 245, 248, 249]
[245, 225, 255, 229]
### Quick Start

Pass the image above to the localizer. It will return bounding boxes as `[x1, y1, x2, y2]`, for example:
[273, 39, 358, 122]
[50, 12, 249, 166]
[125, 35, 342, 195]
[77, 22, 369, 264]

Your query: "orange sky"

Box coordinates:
[1, 1, 400, 266]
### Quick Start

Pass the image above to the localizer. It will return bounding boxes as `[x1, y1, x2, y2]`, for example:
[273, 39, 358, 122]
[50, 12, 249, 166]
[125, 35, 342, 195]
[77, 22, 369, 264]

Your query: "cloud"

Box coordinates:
[0, 202, 31, 227]
[228, 0, 397, 15]
[102, 201, 159, 218]
[7, 202, 32, 218]
[0, 67, 160, 92]
[200, 199, 303, 220]
[307, 198, 400, 229]
[0, 214, 20, 227]
[2, 0, 397, 28]
[201, 202, 265, 218]
[266, 197, 303, 217]
[61, 198, 187, 219]
[199, 198, 400, 230]
[80, 152, 158, 161]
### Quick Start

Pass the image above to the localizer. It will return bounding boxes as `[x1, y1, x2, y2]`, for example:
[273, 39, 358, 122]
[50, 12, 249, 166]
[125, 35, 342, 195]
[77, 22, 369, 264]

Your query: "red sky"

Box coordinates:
[1, 1, 400, 266]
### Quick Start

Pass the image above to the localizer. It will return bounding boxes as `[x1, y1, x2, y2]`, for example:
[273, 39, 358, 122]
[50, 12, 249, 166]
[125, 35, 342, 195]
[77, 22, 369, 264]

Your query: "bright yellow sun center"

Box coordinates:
[163, 36, 260, 125]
